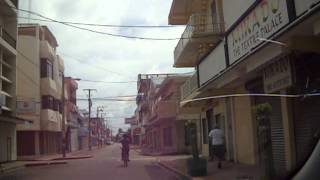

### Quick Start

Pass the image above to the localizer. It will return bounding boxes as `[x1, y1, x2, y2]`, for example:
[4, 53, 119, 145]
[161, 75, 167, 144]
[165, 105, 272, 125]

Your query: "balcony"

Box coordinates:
[169, 0, 206, 25]
[181, 72, 198, 100]
[174, 13, 224, 67]
[40, 40, 56, 60]
[150, 100, 177, 124]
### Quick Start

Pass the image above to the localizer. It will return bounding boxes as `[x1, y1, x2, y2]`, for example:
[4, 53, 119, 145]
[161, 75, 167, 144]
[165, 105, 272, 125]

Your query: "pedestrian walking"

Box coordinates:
[120, 134, 131, 167]
[208, 125, 225, 169]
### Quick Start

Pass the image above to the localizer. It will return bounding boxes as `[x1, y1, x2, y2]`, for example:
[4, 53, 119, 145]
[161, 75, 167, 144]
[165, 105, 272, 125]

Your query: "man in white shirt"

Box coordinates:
[208, 126, 225, 168]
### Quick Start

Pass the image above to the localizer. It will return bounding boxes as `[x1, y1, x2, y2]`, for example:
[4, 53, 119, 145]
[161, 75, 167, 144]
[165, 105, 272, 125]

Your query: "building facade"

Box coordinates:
[0, 0, 20, 163]
[169, 0, 320, 179]
[16, 24, 65, 156]
[64, 77, 80, 152]
[137, 74, 199, 155]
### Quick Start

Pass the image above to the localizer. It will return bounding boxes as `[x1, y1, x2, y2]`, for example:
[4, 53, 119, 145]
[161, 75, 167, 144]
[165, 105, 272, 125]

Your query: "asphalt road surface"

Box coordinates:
[1, 143, 184, 180]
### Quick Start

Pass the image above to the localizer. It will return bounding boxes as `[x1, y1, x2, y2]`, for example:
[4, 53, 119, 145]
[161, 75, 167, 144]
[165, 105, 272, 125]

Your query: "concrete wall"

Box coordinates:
[16, 35, 41, 131]
[294, 0, 320, 16]
[233, 87, 256, 165]
[222, 0, 255, 30]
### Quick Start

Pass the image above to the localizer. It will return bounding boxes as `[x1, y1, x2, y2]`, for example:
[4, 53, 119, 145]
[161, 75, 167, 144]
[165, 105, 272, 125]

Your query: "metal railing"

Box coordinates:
[174, 13, 224, 63]
[181, 72, 198, 100]
[0, 26, 16, 48]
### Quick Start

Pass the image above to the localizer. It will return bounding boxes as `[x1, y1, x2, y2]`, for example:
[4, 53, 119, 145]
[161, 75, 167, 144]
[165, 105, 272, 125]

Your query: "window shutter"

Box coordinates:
[40, 58, 47, 78]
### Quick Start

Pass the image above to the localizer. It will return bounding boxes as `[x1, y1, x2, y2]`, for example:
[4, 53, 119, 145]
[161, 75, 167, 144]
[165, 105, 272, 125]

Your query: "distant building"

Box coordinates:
[64, 77, 80, 152]
[134, 74, 200, 155]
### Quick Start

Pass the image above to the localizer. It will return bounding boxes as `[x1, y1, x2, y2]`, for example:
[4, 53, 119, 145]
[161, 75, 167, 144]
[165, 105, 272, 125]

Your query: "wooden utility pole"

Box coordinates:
[83, 89, 96, 150]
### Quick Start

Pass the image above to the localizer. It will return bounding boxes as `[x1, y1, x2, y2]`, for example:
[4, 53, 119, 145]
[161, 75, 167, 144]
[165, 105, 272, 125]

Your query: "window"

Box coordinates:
[53, 99, 59, 111]
[42, 95, 54, 110]
[59, 70, 63, 80]
[59, 101, 63, 114]
[40, 58, 53, 79]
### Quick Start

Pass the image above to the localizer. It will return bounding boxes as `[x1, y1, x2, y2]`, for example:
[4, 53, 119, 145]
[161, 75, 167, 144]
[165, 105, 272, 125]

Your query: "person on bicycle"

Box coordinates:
[120, 134, 130, 167]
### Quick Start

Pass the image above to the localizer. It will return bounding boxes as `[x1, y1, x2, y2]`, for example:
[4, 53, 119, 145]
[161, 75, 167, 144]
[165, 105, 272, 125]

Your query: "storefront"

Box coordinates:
[291, 52, 320, 169]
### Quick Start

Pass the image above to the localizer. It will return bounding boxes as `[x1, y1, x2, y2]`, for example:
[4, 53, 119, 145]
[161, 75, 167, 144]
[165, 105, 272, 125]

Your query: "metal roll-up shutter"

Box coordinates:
[255, 96, 286, 177]
[268, 97, 286, 177]
[294, 96, 320, 168]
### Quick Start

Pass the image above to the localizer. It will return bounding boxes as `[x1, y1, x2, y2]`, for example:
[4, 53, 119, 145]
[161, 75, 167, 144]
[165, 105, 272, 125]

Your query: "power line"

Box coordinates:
[61, 52, 135, 79]
[80, 79, 137, 84]
[13, 7, 223, 41]
[17, 16, 182, 28]
[77, 98, 136, 102]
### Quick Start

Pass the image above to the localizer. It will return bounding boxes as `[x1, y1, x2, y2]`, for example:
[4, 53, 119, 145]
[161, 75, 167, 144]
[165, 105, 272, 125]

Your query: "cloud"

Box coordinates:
[19, 0, 193, 130]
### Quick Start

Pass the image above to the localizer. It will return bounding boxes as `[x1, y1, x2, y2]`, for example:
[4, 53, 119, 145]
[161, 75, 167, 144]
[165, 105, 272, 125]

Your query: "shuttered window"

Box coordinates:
[41, 95, 54, 110]
[40, 58, 53, 79]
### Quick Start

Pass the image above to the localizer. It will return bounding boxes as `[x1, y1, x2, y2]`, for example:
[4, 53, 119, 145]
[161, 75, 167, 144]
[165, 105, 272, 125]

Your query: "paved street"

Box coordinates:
[0, 144, 183, 180]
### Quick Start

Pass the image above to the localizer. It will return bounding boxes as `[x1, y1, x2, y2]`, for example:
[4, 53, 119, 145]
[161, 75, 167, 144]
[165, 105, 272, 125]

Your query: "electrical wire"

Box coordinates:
[80, 79, 137, 83]
[77, 98, 136, 102]
[180, 93, 320, 104]
[17, 16, 182, 28]
[16, 45, 137, 83]
[13, 7, 224, 41]
[61, 53, 135, 79]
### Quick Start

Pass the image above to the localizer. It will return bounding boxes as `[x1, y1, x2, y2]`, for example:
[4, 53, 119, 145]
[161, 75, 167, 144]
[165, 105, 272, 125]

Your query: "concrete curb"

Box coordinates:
[0, 164, 25, 175]
[52, 155, 93, 160]
[25, 161, 67, 167]
[157, 160, 192, 180]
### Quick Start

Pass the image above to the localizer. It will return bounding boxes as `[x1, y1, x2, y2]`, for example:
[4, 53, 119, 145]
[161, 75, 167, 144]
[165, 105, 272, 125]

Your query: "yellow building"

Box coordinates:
[169, 0, 320, 179]
[16, 24, 65, 156]
[0, 0, 20, 163]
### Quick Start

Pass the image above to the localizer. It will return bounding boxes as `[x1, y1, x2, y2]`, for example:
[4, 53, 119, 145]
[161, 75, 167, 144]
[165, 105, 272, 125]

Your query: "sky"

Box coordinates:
[19, 0, 193, 132]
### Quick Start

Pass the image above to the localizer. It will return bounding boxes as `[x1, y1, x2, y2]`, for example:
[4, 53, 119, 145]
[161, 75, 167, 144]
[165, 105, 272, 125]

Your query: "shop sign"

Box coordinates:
[125, 117, 137, 124]
[227, 0, 290, 64]
[16, 100, 36, 114]
[263, 57, 292, 93]
[125, 117, 132, 124]
[133, 128, 141, 135]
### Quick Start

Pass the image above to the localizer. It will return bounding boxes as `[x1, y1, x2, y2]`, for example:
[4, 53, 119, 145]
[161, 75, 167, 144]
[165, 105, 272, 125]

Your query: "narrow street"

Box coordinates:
[0, 144, 183, 180]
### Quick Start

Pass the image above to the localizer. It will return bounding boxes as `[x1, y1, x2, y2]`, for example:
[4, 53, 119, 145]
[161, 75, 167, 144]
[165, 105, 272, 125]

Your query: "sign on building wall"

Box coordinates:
[227, 0, 290, 64]
[263, 56, 292, 93]
[16, 100, 36, 114]
[133, 128, 141, 135]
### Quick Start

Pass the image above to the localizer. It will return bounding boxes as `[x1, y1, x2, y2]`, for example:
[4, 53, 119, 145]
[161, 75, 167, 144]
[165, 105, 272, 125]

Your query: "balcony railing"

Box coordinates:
[181, 73, 198, 100]
[174, 13, 224, 67]
[0, 26, 16, 48]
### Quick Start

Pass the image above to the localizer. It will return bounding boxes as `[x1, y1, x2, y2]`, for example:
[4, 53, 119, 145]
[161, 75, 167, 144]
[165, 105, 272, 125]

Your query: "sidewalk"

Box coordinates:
[157, 156, 262, 180]
[18, 145, 102, 161]
[1, 145, 104, 175]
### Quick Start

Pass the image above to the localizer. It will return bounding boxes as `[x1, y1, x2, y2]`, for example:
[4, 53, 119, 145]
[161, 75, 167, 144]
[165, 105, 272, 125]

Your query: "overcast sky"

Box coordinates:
[19, 0, 192, 132]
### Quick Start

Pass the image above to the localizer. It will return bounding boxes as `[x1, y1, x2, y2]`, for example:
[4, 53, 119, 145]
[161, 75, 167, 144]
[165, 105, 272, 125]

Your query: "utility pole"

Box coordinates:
[96, 106, 103, 148]
[83, 89, 96, 150]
